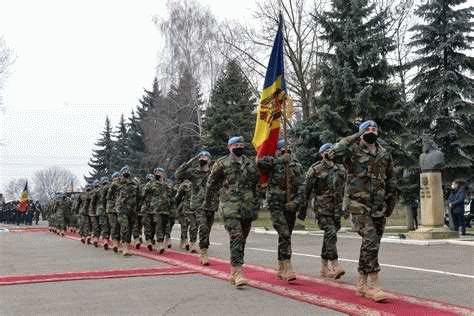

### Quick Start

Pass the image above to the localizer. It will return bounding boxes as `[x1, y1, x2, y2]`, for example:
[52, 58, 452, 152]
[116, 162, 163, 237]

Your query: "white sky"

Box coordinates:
[0, 0, 256, 188]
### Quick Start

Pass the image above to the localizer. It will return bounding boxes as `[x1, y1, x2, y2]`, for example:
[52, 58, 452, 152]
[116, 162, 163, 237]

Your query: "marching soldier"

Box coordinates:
[96, 177, 110, 250]
[115, 166, 140, 256]
[106, 172, 122, 253]
[202, 136, 260, 288]
[89, 180, 101, 247]
[325, 120, 397, 302]
[300, 143, 347, 279]
[257, 139, 305, 282]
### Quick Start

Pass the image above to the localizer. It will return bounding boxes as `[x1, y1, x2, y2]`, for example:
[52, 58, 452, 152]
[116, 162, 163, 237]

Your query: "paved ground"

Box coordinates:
[1, 222, 473, 315]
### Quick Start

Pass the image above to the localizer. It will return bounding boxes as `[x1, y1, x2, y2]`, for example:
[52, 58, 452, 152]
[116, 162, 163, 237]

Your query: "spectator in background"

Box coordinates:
[409, 199, 419, 230]
[448, 180, 466, 235]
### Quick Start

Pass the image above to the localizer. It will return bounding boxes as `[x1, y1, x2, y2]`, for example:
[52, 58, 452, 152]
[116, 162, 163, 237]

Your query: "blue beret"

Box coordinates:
[228, 136, 244, 145]
[111, 172, 120, 179]
[146, 174, 154, 181]
[359, 120, 378, 132]
[100, 177, 109, 184]
[199, 150, 211, 158]
[277, 139, 286, 150]
[120, 165, 130, 174]
[153, 167, 165, 174]
[319, 143, 333, 153]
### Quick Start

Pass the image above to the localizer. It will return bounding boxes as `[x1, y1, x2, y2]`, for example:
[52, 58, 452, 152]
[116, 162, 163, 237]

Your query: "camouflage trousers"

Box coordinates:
[118, 212, 136, 244]
[143, 213, 156, 242]
[56, 211, 66, 231]
[178, 213, 188, 241]
[224, 218, 252, 267]
[269, 207, 296, 261]
[99, 214, 110, 239]
[108, 213, 120, 241]
[183, 212, 198, 243]
[132, 215, 143, 240]
[154, 213, 169, 242]
[89, 215, 100, 238]
[166, 215, 175, 239]
[79, 214, 91, 237]
[351, 214, 386, 274]
[317, 215, 341, 260]
[197, 209, 215, 250]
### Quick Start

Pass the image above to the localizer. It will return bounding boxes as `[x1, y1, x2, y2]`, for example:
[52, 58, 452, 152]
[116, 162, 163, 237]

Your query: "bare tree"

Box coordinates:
[219, 0, 325, 121]
[3, 178, 27, 201]
[32, 167, 79, 203]
[0, 36, 14, 108]
[154, 0, 224, 95]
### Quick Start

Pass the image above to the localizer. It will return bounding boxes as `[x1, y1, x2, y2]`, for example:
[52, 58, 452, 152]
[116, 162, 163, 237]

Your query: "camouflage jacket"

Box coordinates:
[175, 180, 192, 215]
[204, 154, 259, 220]
[77, 191, 92, 216]
[53, 198, 69, 216]
[106, 181, 121, 214]
[304, 160, 346, 217]
[175, 156, 210, 210]
[96, 185, 109, 216]
[327, 133, 397, 217]
[88, 188, 100, 216]
[141, 179, 170, 215]
[257, 155, 305, 212]
[115, 178, 140, 215]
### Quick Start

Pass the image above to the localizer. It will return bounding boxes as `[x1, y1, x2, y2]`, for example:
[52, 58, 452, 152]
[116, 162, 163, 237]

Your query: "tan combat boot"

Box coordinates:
[134, 239, 141, 250]
[356, 272, 368, 297]
[365, 272, 387, 302]
[112, 240, 119, 253]
[165, 237, 172, 249]
[229, 266, 236, 285]
[276, 260, 285, 279]
[200, 248, 209, 266]
[146, 240, 154, 252]
[118, 242, 124, 254]
[330, 259, 345, 280]
[122, 243, 132, 256]
[179, 239, 187, 250]
[189, 242, 198, 253]
[85, 236, 91, 245]
[284, 260, 296, 282]
[233, 265, 248, 288]
[93, 237, 99, 247]
[103, 239, 109, 251]
[157, 242, 165, 254]
[320, 259, 335, 278]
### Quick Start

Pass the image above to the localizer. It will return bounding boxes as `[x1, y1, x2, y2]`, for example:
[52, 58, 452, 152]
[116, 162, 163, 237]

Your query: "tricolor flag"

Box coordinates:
[252, 14, 286, 183]
[18, 181, 29, 212]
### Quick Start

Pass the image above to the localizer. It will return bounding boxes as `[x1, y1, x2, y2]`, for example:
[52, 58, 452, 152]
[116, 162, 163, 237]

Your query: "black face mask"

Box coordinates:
[123, 173, 130, 178]
[199, 160, 208, 167]
[155, 175, 161, 180]
[363, 133, 378, 144]
[232, 147, 244, 157]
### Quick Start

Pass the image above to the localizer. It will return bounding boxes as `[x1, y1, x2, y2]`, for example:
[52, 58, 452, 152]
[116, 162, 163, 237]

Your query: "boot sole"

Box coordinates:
[334, 271, 345, 280]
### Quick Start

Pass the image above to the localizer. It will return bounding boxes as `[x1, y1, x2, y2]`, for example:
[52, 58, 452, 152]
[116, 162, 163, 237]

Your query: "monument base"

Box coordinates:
[408, 226, 459, 240]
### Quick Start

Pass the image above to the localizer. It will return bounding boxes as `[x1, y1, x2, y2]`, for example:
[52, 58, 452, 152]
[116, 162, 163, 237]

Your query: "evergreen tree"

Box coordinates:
[126, 110, 146, 176]
[408, 0, 474, 182]
[87, 116, 115, 181]
[204, 60, 257, 157]
[292, 0, 404, 169]
[112, 114, 130, 172]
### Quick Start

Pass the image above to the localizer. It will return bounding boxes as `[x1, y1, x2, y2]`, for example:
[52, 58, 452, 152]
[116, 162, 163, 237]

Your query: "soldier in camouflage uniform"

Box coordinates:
[300, 143, 347, 279]
[141, 167, 170, 254]
[106, 172, 121, 253]
[257, 139, 305, 282]
[202, 136, 260, 287]
[115, 166, 140, 256]
[325, 120, 397, 302]
[165, 178, 177, 249]
[88, 180, 101, 247]
[132, 177, 144, 249]
[75, 184, 93, 244]
[175, 179, 192, 250]
[140, 174, 155, 251]
[96, 177, 110, 250]
[176, 150, 214, 264]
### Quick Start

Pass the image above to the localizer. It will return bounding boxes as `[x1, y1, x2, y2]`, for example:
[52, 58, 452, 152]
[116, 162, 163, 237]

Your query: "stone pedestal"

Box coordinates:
[408, 171, 458, 240]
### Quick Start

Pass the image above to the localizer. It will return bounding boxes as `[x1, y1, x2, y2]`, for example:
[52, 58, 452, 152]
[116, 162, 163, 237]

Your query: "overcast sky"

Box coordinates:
[0, 0, 256, 189]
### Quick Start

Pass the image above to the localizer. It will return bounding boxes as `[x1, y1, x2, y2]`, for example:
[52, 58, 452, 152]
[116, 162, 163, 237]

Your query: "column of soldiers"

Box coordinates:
[45, 120, 396, 302]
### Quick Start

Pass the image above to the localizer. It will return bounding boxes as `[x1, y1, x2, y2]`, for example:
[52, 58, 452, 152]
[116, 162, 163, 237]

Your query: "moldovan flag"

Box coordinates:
[18, 181, 29, 212]
[252, 14, 286, 183]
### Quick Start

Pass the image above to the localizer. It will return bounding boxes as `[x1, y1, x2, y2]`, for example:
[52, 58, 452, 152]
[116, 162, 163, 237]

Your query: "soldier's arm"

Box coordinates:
[203, 160, 225, 207]
[256, 156, 275, 172]
[175, 156, 199, 181]
[384, 156, 398, 217]
[299, 167, 316, 220]
[326, 131, 365, 163]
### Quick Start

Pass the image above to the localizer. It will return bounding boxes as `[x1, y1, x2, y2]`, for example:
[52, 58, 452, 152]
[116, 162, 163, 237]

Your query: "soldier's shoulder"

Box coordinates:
[309, 161, 323, 172]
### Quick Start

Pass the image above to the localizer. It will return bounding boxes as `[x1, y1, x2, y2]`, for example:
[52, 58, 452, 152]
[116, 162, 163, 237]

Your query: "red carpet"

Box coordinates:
[0, 266, 195, 286]
[14, 230, 474, 316]
[7, 227, 49, 233]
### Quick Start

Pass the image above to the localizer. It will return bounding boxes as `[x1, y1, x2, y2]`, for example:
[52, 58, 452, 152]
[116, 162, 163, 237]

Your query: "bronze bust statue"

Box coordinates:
[419, 139, 445, 171]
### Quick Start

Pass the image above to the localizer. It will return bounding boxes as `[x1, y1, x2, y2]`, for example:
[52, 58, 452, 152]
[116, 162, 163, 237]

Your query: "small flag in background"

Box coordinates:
[18, 181, 29, 212]
[252, 14, 287, 184]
